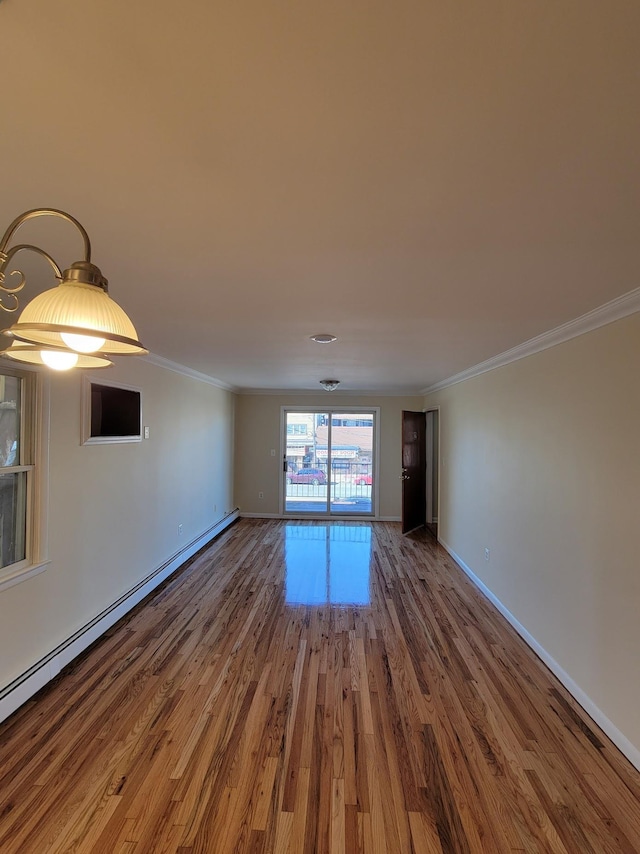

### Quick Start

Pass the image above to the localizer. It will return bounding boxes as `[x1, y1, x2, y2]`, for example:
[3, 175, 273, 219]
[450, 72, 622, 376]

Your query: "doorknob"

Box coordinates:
[399, 474, 410, 480]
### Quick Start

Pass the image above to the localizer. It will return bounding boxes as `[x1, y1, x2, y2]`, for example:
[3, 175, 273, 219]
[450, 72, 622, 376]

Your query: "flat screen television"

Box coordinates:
[82, 378, 142, 444]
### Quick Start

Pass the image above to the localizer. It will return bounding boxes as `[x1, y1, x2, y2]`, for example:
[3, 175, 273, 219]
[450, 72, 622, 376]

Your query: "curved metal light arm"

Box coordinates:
[0, 208, 92, 314]
[0, 208, 92, 261]
[0, 245, 64, 312]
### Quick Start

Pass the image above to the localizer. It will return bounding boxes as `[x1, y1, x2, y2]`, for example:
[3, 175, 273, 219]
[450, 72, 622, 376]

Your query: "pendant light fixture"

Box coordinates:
[0, 208, 147, 370]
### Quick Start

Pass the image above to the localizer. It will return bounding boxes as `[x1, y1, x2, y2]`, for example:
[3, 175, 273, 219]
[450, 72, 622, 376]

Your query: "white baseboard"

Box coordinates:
[240, 512, 283, 519]
[0, 510, 239, 725]
[440, 539, 640, 773]
[240, 512, 401, 522]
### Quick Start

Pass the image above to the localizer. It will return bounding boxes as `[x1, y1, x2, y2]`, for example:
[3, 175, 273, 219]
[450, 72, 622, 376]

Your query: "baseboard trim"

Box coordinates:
[240, 512, 283, 519]
[440, 538, 640, 773]
[0, 509, 240, 725]
[240, 512, 401, 522]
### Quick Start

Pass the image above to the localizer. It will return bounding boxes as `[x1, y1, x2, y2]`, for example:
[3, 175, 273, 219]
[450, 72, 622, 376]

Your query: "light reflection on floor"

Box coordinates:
[284, 524, 372, 606]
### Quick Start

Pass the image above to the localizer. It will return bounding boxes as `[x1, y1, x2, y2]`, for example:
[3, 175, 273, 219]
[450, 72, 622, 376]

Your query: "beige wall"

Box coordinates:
[425, 312, 640, 754]
[0, 358, 235, 691]
[235, 394, 423, 518]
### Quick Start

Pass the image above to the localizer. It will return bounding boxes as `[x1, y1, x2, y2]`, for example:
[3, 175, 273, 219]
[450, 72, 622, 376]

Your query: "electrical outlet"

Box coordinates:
[258, 491, 264, 499]
[484, 547, 490, 561]
[178, 524, 183, 536]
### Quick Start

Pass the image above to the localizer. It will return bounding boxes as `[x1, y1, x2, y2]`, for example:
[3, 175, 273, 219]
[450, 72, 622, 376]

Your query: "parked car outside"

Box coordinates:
[287, 467, 327, 485]
[354, 474, 372, 485]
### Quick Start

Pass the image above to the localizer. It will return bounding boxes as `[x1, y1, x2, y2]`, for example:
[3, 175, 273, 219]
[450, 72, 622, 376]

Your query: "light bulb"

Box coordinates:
[40, 350, 79, 371]
[61, 332, 106, 353]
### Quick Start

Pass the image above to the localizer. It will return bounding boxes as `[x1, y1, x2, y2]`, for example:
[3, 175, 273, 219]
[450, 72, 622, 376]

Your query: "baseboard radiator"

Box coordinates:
[0, 509, 239, 725]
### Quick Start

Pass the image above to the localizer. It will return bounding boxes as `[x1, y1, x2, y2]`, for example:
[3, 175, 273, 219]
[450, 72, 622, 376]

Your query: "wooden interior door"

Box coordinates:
[401, 410, 426, 534]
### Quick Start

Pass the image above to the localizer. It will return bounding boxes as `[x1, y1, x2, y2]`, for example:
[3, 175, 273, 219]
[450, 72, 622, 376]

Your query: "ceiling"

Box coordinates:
[1, 1, 638, 394]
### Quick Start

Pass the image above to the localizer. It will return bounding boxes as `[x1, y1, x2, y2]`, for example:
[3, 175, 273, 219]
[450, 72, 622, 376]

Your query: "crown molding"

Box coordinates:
[237, 387, 422, 397]
[422, 287, 640, 396]
[140, 353, 238, 392]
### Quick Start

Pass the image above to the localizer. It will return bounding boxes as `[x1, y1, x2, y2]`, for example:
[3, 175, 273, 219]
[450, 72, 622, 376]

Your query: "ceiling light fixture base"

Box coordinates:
[310, 333, 337, 344]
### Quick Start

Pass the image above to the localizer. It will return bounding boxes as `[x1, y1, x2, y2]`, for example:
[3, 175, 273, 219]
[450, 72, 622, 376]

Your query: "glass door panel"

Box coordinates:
[284, 412, 329, 513]
[327, 412, 374, 514]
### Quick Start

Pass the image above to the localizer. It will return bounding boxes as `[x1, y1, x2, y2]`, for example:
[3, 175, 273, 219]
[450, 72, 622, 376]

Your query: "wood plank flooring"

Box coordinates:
[1, 518, 640, 852]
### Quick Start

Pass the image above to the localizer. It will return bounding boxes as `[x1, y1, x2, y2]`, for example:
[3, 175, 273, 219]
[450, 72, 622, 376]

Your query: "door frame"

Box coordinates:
[279, 406, 381, 519]
[424, 404, 441, 541]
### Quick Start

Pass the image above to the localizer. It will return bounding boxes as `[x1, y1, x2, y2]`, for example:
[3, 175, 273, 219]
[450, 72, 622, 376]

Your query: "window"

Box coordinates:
[0, 373, 26, 568]
[286, 423, 308, 436]
[283, 408, 378, 516]
[0, 367, 49, 591]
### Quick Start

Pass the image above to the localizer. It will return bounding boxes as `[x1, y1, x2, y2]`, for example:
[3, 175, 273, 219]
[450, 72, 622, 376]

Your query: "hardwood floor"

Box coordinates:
[1, 519, 640, 853]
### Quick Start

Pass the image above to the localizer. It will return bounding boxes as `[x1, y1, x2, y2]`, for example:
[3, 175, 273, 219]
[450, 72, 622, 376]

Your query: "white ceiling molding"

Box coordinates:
[140, 353, 239, 392]
[237, 388, 423, 397]
[422, 287, 640, 396]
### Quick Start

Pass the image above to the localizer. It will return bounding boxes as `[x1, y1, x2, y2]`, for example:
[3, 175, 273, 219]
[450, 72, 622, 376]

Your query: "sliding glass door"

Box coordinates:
[283, 409, 376, 516]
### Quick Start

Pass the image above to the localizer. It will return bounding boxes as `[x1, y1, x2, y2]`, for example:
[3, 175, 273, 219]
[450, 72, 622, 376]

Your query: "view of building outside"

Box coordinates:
[0, 374, 26, 569]
[284, 411, 374, 514]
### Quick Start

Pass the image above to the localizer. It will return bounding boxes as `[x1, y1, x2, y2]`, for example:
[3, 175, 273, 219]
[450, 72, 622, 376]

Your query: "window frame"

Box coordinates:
[0, 364, 50, 593]
[280, 406, 380, 519]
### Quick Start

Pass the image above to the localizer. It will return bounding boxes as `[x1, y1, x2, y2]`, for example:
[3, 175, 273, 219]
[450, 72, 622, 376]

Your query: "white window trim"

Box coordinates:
[0, 365, 50, 593]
